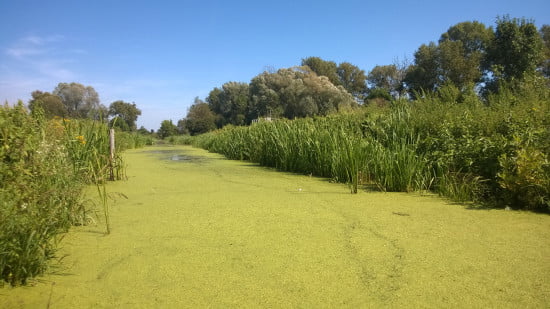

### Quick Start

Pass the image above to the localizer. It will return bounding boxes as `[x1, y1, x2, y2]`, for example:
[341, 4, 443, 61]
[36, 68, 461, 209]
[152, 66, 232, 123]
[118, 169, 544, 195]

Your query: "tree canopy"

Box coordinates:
[367, 64, 409, 98]
[157, 120, 178, 139]
[249, 66, 356, 120]
[173, 16, 549, 134]
[108, 100, 142, 131]
[403, 18, 547, 96]
[28, 90, 66, 119]
[487, 16, 544, 81]
[182, 98, 216, 135]
[197, 66, 358, 130]
[336, 62, 367, 97]
[405, 42, 441, 93]
[302, 57, 367, 97]
[53, 82, 102, 118]
[301, 57, 340, 86]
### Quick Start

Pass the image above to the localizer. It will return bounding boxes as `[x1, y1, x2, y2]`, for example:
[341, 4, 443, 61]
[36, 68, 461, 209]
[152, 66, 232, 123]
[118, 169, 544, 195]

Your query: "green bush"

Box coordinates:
[1, 102, 136, 286]
[1, 103, 86, 286]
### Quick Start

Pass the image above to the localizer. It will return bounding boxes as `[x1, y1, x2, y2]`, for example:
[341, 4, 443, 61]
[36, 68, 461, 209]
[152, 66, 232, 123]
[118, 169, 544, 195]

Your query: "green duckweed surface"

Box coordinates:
[2, 145, 550, 308]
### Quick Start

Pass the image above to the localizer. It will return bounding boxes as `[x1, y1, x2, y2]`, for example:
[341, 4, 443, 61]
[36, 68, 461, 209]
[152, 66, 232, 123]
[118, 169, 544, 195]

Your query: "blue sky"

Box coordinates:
[1, 0, 548, 130]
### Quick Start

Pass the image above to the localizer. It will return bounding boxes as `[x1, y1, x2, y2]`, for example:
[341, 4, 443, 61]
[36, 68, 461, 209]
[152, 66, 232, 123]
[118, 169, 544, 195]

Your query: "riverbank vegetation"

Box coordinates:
[188, 75, 549, 211]
[0, 99, 148, 286]
[172, 17, 549, 211]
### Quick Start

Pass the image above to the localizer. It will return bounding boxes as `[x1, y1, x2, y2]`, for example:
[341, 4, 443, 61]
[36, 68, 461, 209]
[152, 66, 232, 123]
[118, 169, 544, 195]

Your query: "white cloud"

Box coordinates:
[6, 47, 47, 58]
[1, 34, 81, 102]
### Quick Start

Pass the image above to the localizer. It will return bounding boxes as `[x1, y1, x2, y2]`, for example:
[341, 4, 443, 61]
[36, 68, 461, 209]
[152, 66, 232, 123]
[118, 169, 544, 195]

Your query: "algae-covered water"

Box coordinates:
[2, 145, 549, 308]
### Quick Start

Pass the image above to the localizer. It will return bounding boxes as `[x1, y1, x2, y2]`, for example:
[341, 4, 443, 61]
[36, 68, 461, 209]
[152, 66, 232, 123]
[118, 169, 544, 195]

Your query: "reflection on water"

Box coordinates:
[141, 149, 206, 163]
[170, 155, 190, 161]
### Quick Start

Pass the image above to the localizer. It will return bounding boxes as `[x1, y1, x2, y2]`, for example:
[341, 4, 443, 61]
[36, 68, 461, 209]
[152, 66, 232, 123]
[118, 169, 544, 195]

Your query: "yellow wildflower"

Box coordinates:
[76, 135, 86, 144]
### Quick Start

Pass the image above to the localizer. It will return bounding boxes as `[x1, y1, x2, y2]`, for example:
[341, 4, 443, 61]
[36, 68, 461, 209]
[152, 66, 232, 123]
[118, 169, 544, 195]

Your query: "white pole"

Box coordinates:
[109, 129, 115, 180]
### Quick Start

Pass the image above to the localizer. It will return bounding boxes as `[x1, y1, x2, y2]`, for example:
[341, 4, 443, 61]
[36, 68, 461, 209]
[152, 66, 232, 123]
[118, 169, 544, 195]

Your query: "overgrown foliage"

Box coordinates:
[189, 76, 549, 211]
[0, 102, 142, 286]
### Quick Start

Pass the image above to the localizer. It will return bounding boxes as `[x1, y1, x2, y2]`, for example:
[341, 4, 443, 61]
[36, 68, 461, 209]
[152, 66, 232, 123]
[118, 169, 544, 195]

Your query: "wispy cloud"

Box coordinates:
[23, 34, 64, 45]
[6, 47, 48, 58]
[1, 34, 82, 102]
[5, 34, 64, 59]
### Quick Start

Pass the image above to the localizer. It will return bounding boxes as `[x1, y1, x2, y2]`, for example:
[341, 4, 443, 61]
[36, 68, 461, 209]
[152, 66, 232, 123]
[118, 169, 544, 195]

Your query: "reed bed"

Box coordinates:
[194, 109, 432, 194]
[192, 81, 549, 211]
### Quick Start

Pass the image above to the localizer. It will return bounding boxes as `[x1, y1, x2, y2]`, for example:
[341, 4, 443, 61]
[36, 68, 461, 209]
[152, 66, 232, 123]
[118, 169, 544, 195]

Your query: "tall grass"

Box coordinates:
[1, 102, 137, 286]
[1, 103, 83, 285]
[116, 130, 154, 150]
[194, 111, 431, 193]
[192, 77, 549, 210]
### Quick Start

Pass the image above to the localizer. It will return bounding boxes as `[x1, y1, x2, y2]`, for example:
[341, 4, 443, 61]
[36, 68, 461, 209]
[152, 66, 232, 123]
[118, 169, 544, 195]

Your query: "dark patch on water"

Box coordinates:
[169, 154, 192, 161]
[141, 149, 207, 163]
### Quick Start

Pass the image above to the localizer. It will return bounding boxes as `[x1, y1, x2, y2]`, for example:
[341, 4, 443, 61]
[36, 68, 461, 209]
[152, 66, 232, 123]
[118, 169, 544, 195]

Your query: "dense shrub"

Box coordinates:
[0, 103, 84, 285]
[410, 75, 549, 209]
[1, 102, 134, 286]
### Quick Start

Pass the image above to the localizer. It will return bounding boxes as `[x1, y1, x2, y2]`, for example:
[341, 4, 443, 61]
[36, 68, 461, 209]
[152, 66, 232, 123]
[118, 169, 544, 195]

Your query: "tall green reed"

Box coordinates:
[192, 80, 548, 211]
[1, 103, 136, 285]
[194, 111, 430, 193]
[1, 103, 85, 285]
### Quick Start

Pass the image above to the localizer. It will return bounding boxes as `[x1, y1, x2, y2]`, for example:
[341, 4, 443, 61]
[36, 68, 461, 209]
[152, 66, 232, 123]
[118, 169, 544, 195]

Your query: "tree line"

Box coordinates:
[27, 82, 144, 132]
[173, 16, 549, 136]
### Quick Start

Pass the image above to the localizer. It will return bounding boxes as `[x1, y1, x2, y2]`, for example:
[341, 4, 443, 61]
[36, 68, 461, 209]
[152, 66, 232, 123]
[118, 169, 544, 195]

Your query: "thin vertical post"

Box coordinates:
[109, 128, 115, 181]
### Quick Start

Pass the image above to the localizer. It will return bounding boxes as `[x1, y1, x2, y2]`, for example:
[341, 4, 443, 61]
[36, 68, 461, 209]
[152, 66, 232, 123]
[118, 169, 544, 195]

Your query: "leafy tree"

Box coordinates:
[28, 90, 66, 118]
[183, 98, 216, 135]
[438, 21, 493, 89]
[368, 65, 398, 90]
[108, 100, 142, 131]
[157, 120, 178, 139]
[220, 82, 249, 126]
[367, 64, 408, 98]
[405, 42, 440, 93]
[206, 82, 249, 127]
[248, 72, 284, 122]
[249, 66, 355, 120]
[52, 82, 101, 118]
[337, 62, 367, 97]
[301, 57, 340, 85]
[89, 104, 108, 122]
[403, 21, 494, 95]
[437, 40, 483, 89]
[176, 119, 188, 135]
[109, 117, 130, 131]
[439, 21, 493, 56]
[487, 16, 544, 81]
[206, 87, 224, 128]
[302, 57, 367, 97]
